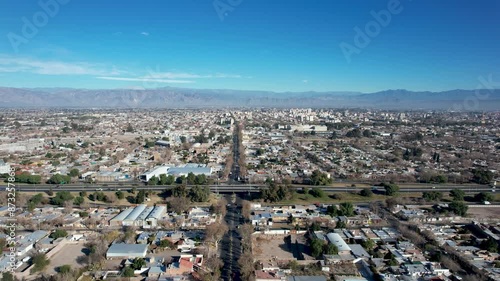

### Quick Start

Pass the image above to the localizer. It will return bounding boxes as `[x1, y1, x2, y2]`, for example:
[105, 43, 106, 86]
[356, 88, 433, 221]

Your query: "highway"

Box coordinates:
[6, 183, 495, 194]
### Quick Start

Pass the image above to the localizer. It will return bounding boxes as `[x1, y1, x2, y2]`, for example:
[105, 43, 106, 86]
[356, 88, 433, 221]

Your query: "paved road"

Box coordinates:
[9, 183, 494, 194]
[220, 194, 243, 281]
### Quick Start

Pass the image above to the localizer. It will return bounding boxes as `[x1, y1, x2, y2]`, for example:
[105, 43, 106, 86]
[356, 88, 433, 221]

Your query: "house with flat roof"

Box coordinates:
[326, 233, 351, 255]
[106, 243, 148, 259]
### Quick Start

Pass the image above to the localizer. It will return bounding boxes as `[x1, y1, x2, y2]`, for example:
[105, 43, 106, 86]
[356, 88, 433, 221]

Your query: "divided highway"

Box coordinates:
[8, 183, 495, 194]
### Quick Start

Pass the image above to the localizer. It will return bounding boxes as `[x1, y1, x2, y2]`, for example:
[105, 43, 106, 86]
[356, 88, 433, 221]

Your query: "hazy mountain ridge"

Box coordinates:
[0, 87, 499, 110]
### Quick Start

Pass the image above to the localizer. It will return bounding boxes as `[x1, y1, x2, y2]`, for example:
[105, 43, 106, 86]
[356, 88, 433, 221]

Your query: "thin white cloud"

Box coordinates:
[143, 72, 242, 79]
[0, 55, 124, 76]
[302, 79, 309, 83]
[96, 76, 193, 84]
[141, 32, 150, 36]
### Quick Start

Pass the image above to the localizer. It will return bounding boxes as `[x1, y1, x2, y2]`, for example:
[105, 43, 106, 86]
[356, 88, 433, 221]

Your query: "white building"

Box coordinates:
[0, 160, 10, 174]
[139, 164, 212, 182]
[326, 233, 351, 255]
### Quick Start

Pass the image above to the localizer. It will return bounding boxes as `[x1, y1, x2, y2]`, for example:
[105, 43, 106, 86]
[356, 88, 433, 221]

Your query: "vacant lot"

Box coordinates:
[45, 241, 87, 275]
[253, 234, 313, 262]
[467, 206, 500, 221]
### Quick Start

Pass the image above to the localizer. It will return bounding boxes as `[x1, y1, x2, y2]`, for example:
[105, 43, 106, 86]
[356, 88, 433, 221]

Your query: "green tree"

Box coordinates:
[383, 183, 400, 196]
[310, 170, 332, 186]
[336, 220, 347, 229]
[359, 188, 373, 197]
[50, 229, 68, 239]
[189, 185, 210, 202]
[126, 123, 134, 133]
[326, 205, 338, 217]
[309, 187, 325, 198]
[338, 202, 354, 216]
[323, 243, 339, 255]
[2, 272, 14, 281]
[148, 176, 159, 186]
[136, 190, 146, 204]
[52, 191, 74, 206]
[449, 201, 468, 216]
[131, 258, 146, 270]
[361, 239, 376, 251]
[472, 169, 494, 184]
[475, 192, 494, 203]
[186, 172, 196, 185]
[73, 196, 84, 205]
[123, 266, 135, 277]
[310, 238, 324, 259]
[423, 191, 443, 202]
[14, 172, 42, 184]
[47, 174, 71, 184]
[173, 184, 188, 197]
[69, 168, 80, 177]
[58, 264, 72, 274]
[159, 174, 168, 185]
[450, 189, 465, 201]
[31, 253, 50, 273]
[165, 175, 175, 185]
[116, 190, 125, 199]
[194, 174, 207, 185]
[159, 239, 174, 248]
[480, 238, 498, 253]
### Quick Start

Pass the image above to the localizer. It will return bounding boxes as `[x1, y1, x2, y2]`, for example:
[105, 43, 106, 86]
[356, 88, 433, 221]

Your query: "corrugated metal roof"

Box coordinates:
[147, 205, 166, 220]
[326, 233, 351, 252]
[124, 205, 147, 221]
[110, 207, 134, 222]
[107, 243, 148, 257]
[136, 206, 155, 221]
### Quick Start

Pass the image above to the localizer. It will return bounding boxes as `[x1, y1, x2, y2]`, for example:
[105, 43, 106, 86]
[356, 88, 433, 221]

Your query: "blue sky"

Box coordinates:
[0, 0, 499, 92]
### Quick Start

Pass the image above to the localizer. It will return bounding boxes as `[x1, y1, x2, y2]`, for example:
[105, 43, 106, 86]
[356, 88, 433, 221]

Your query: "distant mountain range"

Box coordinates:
[0, 86, 499, 110]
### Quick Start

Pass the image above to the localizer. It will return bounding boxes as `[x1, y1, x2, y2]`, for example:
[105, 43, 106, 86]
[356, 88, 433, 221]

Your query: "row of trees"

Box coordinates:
[260, 182, 294, 202]
[148, 173, 209, 186]
[326, 202, 355, 217]
[168, 184, 211, 214]
[310, 170, 333, 186]
[10, 169, 80, 185]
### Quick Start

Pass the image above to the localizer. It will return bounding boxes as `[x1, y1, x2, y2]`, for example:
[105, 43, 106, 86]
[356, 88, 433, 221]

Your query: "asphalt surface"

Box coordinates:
[221, 124, 244, 281]
[9, 183, 495, 194]
[220, 195, 243, 281]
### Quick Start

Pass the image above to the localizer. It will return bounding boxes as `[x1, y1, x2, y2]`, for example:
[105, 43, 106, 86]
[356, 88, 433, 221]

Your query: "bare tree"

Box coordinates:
[241, 200, 252, 220]
[169, 196, 191, 214]
[105, 193, 116, 203]
[238, 251, 255, 281]
[440, 256, 461, 273]
[211, 197, 227, 218]
[63, 201, 73, 214]
[205, 222, 228, 251]
[238, 224, 254, 251]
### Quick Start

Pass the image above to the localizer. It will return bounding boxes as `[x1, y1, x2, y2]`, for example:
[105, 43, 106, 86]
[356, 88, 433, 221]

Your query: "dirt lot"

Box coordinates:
[467, 206, 500, 221]
[252, 233, 313, 262]
[45, 241, 87, 275]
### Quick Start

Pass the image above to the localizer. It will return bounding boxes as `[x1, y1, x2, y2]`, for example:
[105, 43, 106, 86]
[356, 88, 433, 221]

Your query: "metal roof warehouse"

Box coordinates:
[106, 243, 148, 259]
